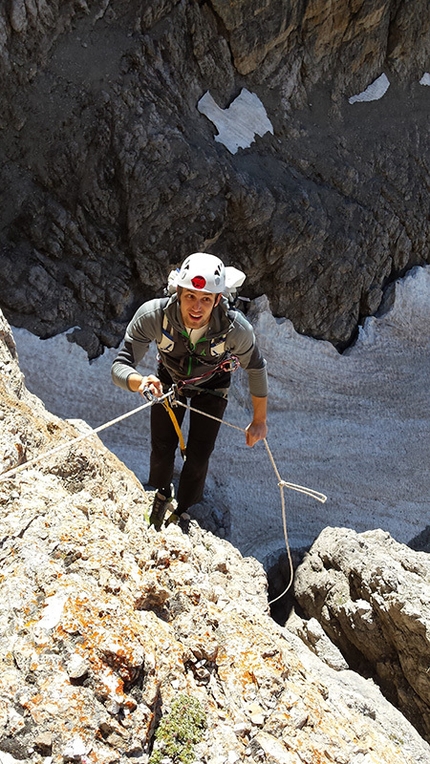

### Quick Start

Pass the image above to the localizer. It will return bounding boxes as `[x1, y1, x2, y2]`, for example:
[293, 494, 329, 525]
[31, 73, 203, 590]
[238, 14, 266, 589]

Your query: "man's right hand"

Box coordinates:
[127, 372, 163, 398]
[138, 374, 163, 398]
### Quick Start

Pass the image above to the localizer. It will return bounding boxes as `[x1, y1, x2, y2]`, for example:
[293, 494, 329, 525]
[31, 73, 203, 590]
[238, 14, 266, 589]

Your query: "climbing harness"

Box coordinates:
[175, 354, 240, 391]
[142, 355, 241, 462]
[0, 380, 326, 605]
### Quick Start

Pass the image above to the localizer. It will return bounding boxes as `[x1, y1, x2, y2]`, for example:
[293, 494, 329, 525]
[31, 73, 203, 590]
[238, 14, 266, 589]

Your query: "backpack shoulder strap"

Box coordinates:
[158, 313, 175, 352]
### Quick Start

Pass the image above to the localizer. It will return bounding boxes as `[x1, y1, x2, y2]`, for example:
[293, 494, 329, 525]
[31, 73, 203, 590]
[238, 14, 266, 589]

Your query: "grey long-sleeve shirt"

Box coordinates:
[111, 294, 268, 397]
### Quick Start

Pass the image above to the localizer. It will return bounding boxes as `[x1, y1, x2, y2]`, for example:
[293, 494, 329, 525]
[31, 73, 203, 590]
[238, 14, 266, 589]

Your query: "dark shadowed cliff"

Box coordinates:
[1, 0, 430, 355]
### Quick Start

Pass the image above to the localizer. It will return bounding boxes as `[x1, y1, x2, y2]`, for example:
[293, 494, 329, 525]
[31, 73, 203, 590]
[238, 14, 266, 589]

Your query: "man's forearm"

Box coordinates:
[127, 372, 144, 392]
[251, 394, 267, 423]
[245, 395, 268, 447]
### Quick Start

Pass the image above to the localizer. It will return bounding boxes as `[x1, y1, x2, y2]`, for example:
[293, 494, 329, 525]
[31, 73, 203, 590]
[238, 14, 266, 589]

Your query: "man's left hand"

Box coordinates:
[245, 421, 268, 447]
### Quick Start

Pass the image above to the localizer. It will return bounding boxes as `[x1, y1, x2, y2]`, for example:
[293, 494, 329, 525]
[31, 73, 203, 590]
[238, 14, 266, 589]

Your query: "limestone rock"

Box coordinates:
[1, 310, 430, 762]
[293, 526, 430, 742]
[286, 612, 349, 672]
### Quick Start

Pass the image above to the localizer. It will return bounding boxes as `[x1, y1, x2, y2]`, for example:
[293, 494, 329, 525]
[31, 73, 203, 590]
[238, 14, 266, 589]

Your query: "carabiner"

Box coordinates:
[142, 387, 159, 403]
[166, 385, 179, 406]
[219, 355, 240, 374]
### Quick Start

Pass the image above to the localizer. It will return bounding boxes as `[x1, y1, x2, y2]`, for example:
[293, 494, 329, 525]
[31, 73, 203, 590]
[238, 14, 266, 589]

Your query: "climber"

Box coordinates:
[111, 252, 268, 531]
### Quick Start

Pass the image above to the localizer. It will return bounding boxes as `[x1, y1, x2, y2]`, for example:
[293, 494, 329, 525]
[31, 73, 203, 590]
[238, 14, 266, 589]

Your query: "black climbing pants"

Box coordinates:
[148, 390, 228, 512]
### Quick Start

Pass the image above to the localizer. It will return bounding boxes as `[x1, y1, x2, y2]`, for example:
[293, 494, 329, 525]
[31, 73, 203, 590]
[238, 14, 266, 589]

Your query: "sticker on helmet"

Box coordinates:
[191, 275, 207, 289]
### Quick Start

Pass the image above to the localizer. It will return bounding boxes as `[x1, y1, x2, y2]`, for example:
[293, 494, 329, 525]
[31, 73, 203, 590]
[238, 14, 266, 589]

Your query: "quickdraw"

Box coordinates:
[162, 397, 187, 459]
[142, 389, 185, 457]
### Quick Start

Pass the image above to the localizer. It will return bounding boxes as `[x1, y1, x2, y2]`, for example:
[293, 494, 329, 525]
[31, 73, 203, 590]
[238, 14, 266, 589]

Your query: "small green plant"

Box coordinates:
[149, 694, 207, 764]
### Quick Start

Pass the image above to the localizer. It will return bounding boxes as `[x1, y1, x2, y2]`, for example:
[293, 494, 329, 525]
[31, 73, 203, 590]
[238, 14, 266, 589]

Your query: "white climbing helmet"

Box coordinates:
[177, 252, 226, 294]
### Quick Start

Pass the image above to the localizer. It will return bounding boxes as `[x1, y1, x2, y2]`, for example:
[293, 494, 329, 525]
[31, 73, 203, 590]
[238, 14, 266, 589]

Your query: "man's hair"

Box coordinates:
[176, 285, 221, 305]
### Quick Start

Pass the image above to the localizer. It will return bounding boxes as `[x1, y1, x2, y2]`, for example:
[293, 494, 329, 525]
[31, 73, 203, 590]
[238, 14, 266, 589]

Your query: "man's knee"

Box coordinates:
[151, 436, 178, 459]
[185, 437, 217, 463]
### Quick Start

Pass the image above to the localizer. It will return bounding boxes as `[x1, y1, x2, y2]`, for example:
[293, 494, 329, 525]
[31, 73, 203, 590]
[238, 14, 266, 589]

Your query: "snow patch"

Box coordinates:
[197, 89, 274, 154]
[420, 73, 430, 86]
[348, 73, 390, 103]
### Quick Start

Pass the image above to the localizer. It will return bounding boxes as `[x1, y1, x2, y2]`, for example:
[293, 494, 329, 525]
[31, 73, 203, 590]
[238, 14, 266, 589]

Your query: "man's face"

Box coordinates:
[178, 287, 220, 329]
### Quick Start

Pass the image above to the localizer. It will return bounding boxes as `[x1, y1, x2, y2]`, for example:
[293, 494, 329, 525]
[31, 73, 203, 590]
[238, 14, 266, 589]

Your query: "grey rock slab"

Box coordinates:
[1, 308, 430, 762]
[294, 526, 430, 741]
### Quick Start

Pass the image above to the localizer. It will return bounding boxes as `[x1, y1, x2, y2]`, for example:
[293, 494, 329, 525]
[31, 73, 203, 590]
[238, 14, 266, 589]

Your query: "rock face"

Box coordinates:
[1, 1, 430, 355]
[2, 311, 430, 762]
[293, 527, 430, 743]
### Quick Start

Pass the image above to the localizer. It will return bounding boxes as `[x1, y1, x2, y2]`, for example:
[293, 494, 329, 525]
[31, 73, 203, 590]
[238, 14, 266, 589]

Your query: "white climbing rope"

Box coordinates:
[262, 438, 326, 604]
[0, 392, 172, 483]
[0, 389, 327, 605]
[174, 398, 327, 605]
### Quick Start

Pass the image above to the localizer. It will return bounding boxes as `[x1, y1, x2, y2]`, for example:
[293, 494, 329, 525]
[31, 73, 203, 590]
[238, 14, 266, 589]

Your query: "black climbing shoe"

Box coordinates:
[149, 485, 174, 531]
[165, 511, 191, 534]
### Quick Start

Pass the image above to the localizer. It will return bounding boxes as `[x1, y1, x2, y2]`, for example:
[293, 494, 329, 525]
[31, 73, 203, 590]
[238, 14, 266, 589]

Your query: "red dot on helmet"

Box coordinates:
[191, 275, 207, 290]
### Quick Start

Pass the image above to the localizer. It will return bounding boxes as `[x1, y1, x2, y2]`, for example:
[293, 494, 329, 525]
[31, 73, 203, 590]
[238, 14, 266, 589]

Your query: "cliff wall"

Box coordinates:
[1, 0, 429, 355]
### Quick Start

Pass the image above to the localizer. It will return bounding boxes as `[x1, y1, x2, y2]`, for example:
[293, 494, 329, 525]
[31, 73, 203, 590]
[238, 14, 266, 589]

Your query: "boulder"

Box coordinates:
[293, 526, 430, 742]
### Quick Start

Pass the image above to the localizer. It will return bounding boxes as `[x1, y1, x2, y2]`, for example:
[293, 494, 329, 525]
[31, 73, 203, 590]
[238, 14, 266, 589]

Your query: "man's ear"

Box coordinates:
[214, 294, 222, 307]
